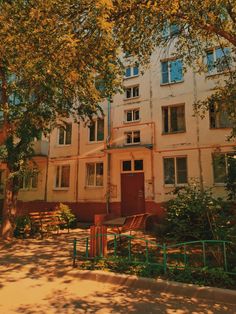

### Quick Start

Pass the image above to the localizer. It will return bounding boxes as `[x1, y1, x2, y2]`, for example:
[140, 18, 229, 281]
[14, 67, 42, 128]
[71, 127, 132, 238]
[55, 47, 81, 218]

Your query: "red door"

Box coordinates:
[121, 173, 145, 216]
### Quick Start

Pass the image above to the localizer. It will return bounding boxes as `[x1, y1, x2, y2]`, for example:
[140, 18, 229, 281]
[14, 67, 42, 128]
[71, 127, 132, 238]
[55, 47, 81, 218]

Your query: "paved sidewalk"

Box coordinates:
[0, 231, 235, 314]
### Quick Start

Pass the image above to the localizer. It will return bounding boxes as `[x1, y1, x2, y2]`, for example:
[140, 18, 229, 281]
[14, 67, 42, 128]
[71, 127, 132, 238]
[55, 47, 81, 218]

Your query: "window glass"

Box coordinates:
[125, 67, 131, 77]
[123, 160, 132, 171]
[126, 88, 132, 98]
[126, 132, 132, 144]
[134, 160, 143, 171]
[213, 155, 227, 183]
[133, 86, 139, 97]
[89, 122, 95, 142]
[133, 131, 140, 143]
[86, 163, 95, 186]
[126, 111, 132, 121]
[170, 59, 182, 82]
[58, 127, 65, 145]
[97, 119, 104, 141]
[134, 110, 140, 121]
[207, 51, 214, 72]
[161, 62, 169, 84]
[133, 66, 139, 76]
[61, 165, 70, 188]
[96, 163, 103, 186]
[65, 124, 72, 145]
[176, 157, 187, 184]
[164, 158, 175, 184]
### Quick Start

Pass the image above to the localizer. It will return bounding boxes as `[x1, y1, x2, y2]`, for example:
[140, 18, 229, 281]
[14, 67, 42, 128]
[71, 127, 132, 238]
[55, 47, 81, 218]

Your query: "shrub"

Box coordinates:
[13, 215, 31, 238]
[56, 203, 76, 232]
[166, 183, 235, 241]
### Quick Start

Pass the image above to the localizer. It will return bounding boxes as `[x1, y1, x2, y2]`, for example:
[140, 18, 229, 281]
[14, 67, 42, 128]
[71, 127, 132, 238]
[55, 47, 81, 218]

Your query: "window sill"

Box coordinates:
[123, 75, 139, 80]
[213, 183, 226, 187]
[209, 127, 232, 130]
[56, 144, 72, 147]
[123, 96, 140, 101]
[160, 80, 184, 86]
[85, 186, 104, 189]
[123, 119, 141, 124]
[20, 188, 38, 191]
[87, 140, 104, 144]
[164, 183, 188, 188]
[53, 187, 70, 191]
[124, 142, 141, 146]
[206, 70, 231, 78]
[162, 130, 186, 135]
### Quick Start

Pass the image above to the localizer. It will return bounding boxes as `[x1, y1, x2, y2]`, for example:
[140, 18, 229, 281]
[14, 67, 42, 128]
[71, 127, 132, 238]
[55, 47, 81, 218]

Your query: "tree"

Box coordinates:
[0, 0, 122, 238]
[111, 0, 236, 136]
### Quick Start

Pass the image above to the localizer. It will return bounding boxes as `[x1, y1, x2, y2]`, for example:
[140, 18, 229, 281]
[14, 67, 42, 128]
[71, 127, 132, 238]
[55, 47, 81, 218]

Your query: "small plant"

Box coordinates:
[56, 203, 76, 232]
[13, 215, 31, 238]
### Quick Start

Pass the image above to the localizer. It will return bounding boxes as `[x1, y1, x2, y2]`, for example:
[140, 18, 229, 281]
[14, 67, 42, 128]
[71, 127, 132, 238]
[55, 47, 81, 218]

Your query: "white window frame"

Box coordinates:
[54, 165, 70, 189]
[206, 47, 231, 75]
[212, 153, 236, 185]
[162, 104, 186, 134]
[86, 162, 104, 187]
[57, 123, 72, 146]
[125, 85, 139, 99]
[209, 103, 232, 129]
[88, 119, 104, 143]
[125, 130, 141, 145]
[20, 172, 38, 190]
[124, 108, 140, 123]
[124, 65, 139, 79]
[163, 156, 188, 186]
[121, 159, 144, 173]
[161, 59, 183, 85]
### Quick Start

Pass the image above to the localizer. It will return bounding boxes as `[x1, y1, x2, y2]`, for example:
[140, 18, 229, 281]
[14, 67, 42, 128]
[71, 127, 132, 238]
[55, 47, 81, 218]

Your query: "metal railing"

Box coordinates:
[72, 234, 236, 275]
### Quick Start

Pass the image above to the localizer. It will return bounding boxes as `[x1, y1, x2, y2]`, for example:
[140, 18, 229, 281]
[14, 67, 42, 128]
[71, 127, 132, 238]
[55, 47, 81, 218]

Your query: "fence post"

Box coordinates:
[223, 242, 228, 272]
[145, 240, 149, 263]
[73, 238, 77, 268]
[163, 244, 167, 274]
[114, 234, 117, 258]
[128, 237, 131, 262]
[202, 241, 206, 267]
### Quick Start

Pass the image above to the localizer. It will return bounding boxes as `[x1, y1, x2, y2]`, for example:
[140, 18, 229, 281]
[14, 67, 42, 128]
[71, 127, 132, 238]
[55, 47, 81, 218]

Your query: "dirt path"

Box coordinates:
[0, 229, 235, 314]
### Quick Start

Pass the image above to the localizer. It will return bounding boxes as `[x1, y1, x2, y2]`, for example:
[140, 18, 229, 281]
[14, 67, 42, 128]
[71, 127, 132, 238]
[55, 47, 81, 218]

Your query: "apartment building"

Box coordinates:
[0, 43, 234, 222]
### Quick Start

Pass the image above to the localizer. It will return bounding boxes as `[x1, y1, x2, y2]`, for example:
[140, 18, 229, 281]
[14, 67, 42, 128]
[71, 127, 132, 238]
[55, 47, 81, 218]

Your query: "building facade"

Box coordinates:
[0, 45, 235, 222]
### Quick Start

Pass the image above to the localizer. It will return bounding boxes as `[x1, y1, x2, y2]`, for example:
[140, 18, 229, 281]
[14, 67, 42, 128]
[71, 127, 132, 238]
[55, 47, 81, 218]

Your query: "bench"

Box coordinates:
[29, 211, 64, 237]
[104, 213, 150, 235]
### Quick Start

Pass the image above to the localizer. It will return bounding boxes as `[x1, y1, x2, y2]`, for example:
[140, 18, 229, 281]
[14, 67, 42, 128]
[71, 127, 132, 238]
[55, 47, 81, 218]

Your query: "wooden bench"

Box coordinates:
[103, 213, 150, 235]
[29, 211, 64, 237]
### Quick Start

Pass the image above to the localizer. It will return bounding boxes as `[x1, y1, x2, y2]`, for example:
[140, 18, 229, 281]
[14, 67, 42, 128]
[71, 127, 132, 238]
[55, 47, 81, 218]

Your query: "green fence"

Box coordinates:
[72, 233, 236, 275]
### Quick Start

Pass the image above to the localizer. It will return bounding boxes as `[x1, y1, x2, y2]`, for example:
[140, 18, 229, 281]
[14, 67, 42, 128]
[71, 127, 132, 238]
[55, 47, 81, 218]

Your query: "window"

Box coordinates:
[206, 47, 230, 74]
[213, 153, 236, 184]
[164, 157, 187, 185]
[125, 109, 140, 123]
[162, 23, 180, 37]
[0, 170, 4, 194]
[122, 160, 143, 172]
[125, 86, 139, 99]
[89, 119, 104, 142]
[86, 162, 103, 187]
[58, 123, 72, 145]
[161, 59, 183, 84]
[209, 103, 232, 129]
[125, 130, 140, 145]
[55, 165, 70, 188]
[162, 105, 185, 133]
[20, 172, 38, 190]
[124, 66, 139, 78]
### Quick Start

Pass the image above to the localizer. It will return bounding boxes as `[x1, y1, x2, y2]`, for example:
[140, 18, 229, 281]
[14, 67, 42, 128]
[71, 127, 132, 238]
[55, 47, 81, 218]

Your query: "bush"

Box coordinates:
[13, 215, 31, 238]
[56, 203, 76, 231]
[166, 183, 235, 241]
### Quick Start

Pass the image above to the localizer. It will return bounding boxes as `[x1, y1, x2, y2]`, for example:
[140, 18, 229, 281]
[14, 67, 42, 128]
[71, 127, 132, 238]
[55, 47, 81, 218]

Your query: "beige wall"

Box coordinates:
[16, 46, 235, 207]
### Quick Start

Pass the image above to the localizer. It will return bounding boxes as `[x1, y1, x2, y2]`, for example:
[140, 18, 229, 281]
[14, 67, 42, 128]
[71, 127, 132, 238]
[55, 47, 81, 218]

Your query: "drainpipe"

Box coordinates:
[106, 96, 111, 214]
[193, 70, 204, 190]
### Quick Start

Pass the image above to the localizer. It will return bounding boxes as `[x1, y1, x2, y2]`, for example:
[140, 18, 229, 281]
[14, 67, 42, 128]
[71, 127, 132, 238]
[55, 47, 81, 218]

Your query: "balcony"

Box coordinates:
[33, 140, 49, 156]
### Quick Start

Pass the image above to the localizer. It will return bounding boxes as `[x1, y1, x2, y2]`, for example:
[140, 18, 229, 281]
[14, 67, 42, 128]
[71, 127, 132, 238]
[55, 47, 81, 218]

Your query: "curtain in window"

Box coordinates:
[97, 119, 104, 141]
[164, 158, 175, 184]
[96, 163, 103, 186]
[89, 122, 95, 141]
[176, 157, 187, 184]
[61, 165, 70, 187]
[65, 124, 72, 144]
[86, 163, 95, 186]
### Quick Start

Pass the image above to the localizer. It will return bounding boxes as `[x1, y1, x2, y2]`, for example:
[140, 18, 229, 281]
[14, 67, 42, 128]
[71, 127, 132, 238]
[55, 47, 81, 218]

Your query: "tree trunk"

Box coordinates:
[1, 169, 18, 239]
